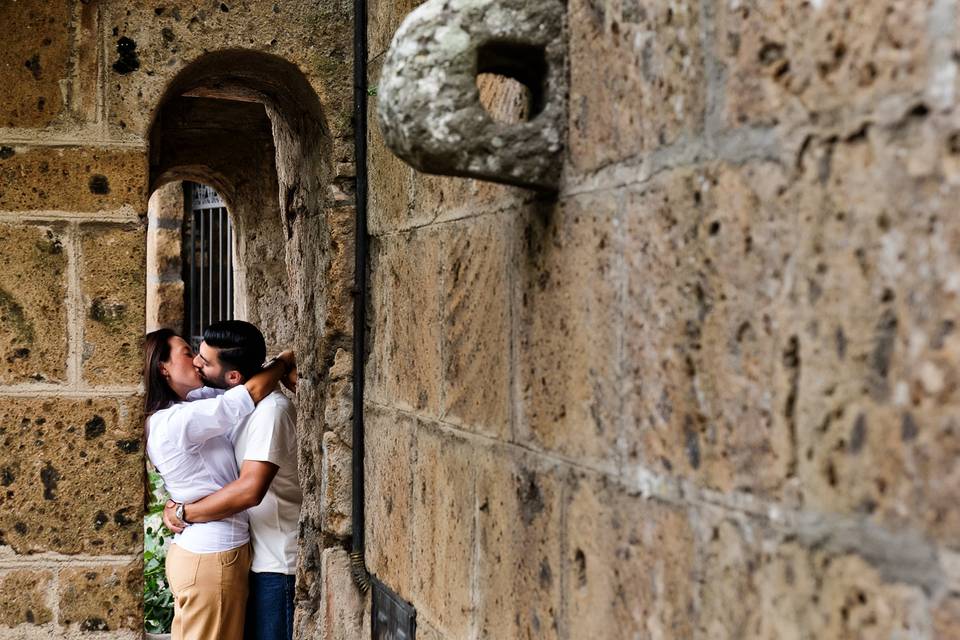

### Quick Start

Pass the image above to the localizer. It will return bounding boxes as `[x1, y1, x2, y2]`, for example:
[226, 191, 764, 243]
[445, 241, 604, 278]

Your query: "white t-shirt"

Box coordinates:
[145, 385, 254, 554]
[229, 391, 300, 574]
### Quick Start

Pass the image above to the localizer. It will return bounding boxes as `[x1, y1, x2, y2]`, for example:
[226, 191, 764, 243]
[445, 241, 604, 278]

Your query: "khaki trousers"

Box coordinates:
[166, 543, 251, 640]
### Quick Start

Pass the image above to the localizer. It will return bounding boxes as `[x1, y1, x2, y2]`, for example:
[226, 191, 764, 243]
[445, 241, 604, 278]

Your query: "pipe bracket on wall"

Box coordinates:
[377, 0, 567, 192]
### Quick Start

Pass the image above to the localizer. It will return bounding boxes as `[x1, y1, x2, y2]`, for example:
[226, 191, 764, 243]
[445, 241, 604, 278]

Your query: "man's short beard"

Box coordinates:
[200, 371, 231, 389]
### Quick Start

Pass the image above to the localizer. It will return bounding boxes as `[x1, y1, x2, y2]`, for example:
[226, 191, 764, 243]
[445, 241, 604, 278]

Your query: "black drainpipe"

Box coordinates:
[350, 0, 371, 593]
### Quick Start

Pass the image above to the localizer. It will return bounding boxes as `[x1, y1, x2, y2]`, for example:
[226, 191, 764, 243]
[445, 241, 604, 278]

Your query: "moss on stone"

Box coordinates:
[0, 287, 35, 345]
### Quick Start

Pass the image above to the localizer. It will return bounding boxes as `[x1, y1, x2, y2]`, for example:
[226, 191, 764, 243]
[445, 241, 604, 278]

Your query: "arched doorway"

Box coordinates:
[143, 50, 360, 637]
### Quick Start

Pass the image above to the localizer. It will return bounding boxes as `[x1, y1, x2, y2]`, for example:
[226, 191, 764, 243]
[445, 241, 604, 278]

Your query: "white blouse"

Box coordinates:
[146, 385, 254, 554]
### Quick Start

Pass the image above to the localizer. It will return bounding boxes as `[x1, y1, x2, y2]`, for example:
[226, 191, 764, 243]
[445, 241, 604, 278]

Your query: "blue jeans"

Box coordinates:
[245, 572, 295, 640]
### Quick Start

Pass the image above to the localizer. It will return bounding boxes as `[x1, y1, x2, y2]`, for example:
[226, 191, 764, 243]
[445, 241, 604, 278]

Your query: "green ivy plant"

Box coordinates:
[144, 470, 174, 634]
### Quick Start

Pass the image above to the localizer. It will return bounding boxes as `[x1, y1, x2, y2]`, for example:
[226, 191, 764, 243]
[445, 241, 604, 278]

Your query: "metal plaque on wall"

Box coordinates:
[372, 576, 416, 640]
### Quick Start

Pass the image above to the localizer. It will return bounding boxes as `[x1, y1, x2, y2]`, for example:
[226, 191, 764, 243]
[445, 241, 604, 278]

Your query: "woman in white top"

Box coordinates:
[143, 328, 293, 640]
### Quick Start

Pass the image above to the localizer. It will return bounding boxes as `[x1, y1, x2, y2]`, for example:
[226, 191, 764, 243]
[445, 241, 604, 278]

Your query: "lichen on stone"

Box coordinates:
[378, 0, 567, 191]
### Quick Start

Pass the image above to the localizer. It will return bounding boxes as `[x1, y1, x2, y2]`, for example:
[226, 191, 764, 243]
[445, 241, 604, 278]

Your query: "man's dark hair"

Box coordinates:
[202, 320, 267, 380]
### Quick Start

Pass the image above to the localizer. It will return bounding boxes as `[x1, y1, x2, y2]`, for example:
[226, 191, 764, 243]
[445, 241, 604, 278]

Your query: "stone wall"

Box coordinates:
[0, 1, 358, 637]
[146, 181, 185, 334]
[365, 0, 960, 638]
[0, 2, 147, 635]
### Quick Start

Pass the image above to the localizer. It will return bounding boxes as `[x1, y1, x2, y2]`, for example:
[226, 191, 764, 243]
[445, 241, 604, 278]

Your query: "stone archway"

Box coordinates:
[148, 93, 289, 351]
[146, 50, 361, 637]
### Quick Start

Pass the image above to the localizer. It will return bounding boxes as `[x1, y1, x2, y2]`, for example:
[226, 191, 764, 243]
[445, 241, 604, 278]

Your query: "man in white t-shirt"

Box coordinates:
[163, 321, 301, 640]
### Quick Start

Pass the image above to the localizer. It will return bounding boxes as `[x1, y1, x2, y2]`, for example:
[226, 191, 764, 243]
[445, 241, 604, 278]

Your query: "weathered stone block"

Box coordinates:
[622, 162, 797, 495]
[72, 0, 102, 125]
[934, 594, 960, 638]
[366, 230, 442, 415]
[440, 217, 511, 438]
[564, 472, 696, 639]
[694, 518, 933, 638]
[148, 180, 185, 222]
[146, 281, 184, 333]
[413, 621, 444, 640]
[807, 553, 931, 638]
[326, 205, 356, 340]
[0, 222, 68, 384]
[799, 401, 960, 550]
[58, 560, 142, 632]
[281, 207, 326, 388]
[314, 548, 365, 640]
[715, 0, 932, 128]
[102, 1, 352, 138]
[569, 0, 705, 172]
[0, 2, 72, 128]
[694, 518, 779, 637]
[410, 426, 474, 637]
[475, 448, 562, 638]
[284, 203, 352, 373]
[80, 222, 146, 386]
[0, 396, 143, 554]
[787, 121, 960, 546]
[0, 569, 53, 627]
[514, 195, 622, 466]
[320, 430, 352, 539]
[147, 226, 183, 281]
[363, 404, 415, 597]
[418, 171, 525, 225]
[240, 258, 298, 354]
[367, 86, 420, 235]
[0, 147, 148, 212]
[324, 375, 353, 446]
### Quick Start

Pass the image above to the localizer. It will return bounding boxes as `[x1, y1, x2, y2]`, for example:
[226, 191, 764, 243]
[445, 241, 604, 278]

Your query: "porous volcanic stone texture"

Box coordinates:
[0, 2, 73, 129]
[79, 223, 146, 386]
[569, 0, 706, 171]
[0, 222, 68, 384]
[0, 396, 143, 554]
[715, 0, 933, 128]
[0, 569, 54, 627]
[145, 181, 186, 333]
[0, 147, 148, 212]
[58, 561, 142, 632]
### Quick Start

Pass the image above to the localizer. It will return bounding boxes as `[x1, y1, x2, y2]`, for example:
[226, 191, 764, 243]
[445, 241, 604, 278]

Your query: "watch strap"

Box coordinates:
[175, 502, 190, 525]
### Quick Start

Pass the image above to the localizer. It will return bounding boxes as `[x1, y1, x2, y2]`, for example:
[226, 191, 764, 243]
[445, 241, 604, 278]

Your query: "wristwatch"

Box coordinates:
[175, 502, 190, 526]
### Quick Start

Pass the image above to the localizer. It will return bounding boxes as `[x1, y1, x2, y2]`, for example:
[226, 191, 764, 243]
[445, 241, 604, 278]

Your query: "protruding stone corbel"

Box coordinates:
[377, 0, 567, 192]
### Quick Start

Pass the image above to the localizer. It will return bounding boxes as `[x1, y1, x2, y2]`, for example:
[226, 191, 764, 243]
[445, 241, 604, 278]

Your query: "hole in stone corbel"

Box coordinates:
[378, 0, 566, 191]
[476, 40, 548, 121]
[477, 73, 532, 124]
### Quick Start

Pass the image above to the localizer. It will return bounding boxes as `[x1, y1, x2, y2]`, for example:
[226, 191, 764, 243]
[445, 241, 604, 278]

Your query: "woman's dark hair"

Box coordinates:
[202, 320, 266, 380]
[144, 328, 182, 417]
[143, 328, 183, 511]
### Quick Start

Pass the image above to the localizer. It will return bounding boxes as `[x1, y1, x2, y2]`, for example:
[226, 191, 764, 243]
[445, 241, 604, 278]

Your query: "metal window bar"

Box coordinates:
[207, 205, 212, 329]
[184, 182, 234, 350]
